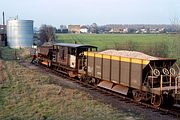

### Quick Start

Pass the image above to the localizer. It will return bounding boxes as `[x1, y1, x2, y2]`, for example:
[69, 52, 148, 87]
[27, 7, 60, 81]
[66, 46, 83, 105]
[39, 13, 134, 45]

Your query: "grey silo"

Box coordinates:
[7, 19, 33, 48]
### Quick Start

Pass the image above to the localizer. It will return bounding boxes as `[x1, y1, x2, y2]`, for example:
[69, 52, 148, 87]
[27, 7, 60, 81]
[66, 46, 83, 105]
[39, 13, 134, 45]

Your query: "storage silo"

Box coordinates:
[7, 19, 33, 48]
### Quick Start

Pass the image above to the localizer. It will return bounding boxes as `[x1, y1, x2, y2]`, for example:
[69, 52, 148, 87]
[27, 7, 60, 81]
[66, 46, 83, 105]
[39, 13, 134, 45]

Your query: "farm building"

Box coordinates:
[68, 25, 80, 33]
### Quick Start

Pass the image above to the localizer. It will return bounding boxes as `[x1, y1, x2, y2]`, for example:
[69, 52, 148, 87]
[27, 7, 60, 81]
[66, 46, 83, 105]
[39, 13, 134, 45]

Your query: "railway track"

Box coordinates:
[20, 61, 180, 119]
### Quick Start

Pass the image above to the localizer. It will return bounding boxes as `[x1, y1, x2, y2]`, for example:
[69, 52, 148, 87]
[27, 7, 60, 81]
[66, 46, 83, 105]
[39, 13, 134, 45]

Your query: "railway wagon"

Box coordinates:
[37, 43, 97, 77]
[84, 51, 180, 106]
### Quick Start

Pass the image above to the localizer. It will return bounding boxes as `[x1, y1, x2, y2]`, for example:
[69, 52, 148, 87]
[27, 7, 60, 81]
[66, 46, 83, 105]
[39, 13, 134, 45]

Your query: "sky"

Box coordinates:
[0, 0, 180, 28]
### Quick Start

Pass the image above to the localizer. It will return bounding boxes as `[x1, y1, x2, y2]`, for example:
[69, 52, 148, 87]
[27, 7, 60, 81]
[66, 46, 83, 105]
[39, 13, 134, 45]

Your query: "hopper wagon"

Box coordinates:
[84, 51, 180, 106]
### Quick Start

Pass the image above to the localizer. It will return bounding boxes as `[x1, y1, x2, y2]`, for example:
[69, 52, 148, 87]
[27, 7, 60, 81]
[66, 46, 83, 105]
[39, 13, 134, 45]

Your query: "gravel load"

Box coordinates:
[99, 50, 159, 60]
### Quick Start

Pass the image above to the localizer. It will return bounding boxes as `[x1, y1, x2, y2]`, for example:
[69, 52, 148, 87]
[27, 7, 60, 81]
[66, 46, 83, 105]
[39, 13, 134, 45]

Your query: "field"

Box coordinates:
[0, 48, 143, 119]
[57, 33, 180, 63]
[56, 34, 178, 49]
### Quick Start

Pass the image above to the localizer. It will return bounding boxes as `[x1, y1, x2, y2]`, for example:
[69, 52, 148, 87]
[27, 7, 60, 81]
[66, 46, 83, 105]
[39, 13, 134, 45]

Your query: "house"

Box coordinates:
[68, 25, 80, 33]
[109, 27, 123, 33]
[80, 26, 88, 33]
[109, 27, 129, 33]
[140, 28, 147, 33]
[123, 28, 129, 33]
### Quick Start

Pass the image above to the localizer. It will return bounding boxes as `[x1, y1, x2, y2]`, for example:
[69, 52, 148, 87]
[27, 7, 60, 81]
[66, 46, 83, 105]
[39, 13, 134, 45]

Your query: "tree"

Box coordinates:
[143, 41, 169, 58]
[38, 24, 56, 44]
[90, 23, 98, 33]
[170, 17, 180, 33]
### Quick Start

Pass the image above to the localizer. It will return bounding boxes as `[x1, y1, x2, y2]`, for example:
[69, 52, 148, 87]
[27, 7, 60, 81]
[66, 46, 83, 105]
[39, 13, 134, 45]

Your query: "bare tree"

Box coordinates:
[170, 16, 180, 33]
[170, 16, 180, 64]
[143, 41, 169, 58]
[38, 24, 56, 44]
[90, 23, 98, 33]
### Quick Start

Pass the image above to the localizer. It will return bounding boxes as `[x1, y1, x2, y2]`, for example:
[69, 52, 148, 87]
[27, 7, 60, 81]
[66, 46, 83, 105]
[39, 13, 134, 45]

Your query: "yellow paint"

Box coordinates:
[111, 56, 119, 61]
[131, 58, 142, 64]
[85, 52, 150, 65]
[143, 60, 150, 64]
[103, 54, 111, 59]
[121, 57, 131, 62]
[88, 52, 95, 56]
[95, 53, 102, 58]
[84, 52, 88, 56]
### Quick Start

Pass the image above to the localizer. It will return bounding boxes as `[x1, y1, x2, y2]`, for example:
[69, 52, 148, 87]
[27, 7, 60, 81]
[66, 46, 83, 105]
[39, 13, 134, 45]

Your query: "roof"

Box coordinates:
[53, 43, 97, 48]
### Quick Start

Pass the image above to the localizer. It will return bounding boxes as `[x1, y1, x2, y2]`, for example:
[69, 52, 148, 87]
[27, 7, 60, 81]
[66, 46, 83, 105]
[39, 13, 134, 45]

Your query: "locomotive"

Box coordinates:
[34, 42, 180, 107]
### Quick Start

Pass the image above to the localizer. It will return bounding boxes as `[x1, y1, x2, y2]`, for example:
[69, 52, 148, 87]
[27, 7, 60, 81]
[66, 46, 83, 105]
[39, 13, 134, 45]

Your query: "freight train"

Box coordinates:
[33, 42, 180, 107]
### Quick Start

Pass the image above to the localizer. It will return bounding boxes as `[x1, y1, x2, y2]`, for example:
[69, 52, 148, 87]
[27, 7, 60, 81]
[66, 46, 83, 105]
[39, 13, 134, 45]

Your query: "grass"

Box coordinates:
[0, 49, 143, 119]
[57, 34, 178, 50]
[0, 47, 32, 60]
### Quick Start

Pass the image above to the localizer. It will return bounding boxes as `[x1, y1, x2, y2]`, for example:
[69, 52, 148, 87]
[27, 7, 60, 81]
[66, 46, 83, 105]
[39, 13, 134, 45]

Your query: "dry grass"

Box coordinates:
[0, 60, 7, 84]
[0, 47, 32, 60]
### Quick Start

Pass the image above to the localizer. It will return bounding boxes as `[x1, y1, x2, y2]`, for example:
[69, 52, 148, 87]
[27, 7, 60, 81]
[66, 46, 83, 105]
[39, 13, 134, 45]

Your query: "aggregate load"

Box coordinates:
[99, 50, 159, 60]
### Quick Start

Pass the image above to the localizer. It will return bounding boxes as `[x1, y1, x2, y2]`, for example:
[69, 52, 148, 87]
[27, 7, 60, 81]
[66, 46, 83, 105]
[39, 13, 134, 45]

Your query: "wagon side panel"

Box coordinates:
[102, 58, 110, 81]
[130, 60, 142, 89]
[95, 56, 102, 79]
[120, 59, 130, 86]
[111, 58, 120, 84]
[87, 55, 95, 76]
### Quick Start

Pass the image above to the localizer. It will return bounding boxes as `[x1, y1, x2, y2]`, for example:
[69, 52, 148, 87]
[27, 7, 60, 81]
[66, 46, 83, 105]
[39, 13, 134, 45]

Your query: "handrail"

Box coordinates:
[160, 75, 163, 93]
[175, 76, 179, 94]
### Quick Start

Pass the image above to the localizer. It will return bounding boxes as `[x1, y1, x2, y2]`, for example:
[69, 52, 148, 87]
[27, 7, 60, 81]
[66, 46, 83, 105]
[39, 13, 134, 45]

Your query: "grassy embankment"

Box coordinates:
[0, 47, 143, 119]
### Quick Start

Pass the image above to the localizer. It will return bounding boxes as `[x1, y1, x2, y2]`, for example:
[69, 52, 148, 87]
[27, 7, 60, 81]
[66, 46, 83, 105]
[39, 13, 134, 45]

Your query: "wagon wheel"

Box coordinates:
[132, 90, 142, 102]
[153, 69, 160, 77]
[162, 68, 169, 75]
[88, 78, 99, 86]
[89, 78, 96, 85]
[151, 94, 163, 107]
[170, 68, 176, 76]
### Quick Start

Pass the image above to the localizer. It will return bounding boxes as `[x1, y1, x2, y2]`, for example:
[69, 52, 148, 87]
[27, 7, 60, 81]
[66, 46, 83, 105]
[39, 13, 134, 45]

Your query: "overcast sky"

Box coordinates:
[0, 0, 180, 27]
